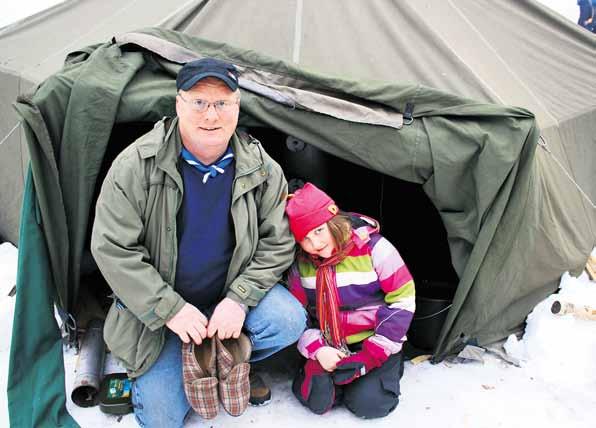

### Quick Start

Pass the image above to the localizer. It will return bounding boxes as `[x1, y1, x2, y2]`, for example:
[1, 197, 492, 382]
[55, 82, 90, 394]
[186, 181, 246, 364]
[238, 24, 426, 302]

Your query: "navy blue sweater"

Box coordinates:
[175, 156, 235, 313]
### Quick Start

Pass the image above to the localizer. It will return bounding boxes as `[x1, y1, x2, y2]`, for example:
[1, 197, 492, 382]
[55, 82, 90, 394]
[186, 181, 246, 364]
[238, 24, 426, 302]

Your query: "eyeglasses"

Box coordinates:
[177, 91, 239, 113]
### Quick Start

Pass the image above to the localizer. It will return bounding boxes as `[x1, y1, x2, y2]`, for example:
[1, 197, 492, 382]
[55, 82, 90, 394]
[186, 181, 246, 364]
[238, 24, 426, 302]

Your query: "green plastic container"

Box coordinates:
[98, 373, 133, 415]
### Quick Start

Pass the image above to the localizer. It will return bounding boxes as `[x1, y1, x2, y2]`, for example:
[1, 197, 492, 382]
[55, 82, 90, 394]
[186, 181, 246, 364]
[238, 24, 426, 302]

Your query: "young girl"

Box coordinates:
[285, 182, 415, 419]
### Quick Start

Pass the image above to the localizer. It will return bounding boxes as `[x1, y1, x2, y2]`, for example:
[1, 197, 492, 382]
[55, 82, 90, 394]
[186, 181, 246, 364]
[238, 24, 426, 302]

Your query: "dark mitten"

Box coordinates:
[333, 340, 388, 385]
[292, 359, 335, 414]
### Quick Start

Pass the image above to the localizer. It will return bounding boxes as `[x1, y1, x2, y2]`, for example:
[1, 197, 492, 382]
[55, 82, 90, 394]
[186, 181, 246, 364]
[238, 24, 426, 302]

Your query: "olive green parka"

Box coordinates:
[91, 117, 295, 376]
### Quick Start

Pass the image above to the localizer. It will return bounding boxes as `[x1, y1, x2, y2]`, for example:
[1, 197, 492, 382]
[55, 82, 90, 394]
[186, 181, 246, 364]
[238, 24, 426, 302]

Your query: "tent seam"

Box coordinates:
[538, 140, 595, 210]
[441, 0, 503, 104]
[292, 0, 303, 64]
[156, 0, 201, 28]
[0, 122, 21, 147]
[0, 0, 78, 37]
[446, 0, 559, 127]
[411, 85, 422, 178]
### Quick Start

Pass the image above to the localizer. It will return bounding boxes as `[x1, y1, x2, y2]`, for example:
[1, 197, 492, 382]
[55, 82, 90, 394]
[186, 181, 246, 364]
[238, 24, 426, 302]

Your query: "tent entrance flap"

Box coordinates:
[116, 31, 405, 129]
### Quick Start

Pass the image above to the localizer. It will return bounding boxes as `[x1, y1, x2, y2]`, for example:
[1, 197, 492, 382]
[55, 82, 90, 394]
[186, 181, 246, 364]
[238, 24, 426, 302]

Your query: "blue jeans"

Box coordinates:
[132, 284, 307, 427]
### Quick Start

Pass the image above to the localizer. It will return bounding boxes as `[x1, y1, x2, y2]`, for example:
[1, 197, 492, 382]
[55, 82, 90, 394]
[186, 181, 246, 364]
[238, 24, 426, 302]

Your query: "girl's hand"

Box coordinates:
[315, 346, 346, 372]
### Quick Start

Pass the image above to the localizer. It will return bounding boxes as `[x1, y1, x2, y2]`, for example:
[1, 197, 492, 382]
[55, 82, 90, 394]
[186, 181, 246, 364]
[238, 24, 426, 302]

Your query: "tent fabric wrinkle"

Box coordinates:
[240, 78, 405, 129]
[156, 0, 204, 28]
[13, 96, 70, 311]
[8, 171, 79, 428]
[239, 79, 298, 108]
[116, 31, 198, 64]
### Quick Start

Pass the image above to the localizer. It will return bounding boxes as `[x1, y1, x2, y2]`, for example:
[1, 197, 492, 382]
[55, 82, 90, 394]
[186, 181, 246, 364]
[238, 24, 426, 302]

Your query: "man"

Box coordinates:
[91, 58, 306, 427]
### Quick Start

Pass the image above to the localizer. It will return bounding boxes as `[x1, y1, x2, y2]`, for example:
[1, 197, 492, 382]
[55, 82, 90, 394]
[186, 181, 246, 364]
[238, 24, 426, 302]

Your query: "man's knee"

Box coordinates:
[132, 335, 190, 428]
[249, 285, 307, 342]
[270, 298, 307, 343]
[132, 380, 190, 428]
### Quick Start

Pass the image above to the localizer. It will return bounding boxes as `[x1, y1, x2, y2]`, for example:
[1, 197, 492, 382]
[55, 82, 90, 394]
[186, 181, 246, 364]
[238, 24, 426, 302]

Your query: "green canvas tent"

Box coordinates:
[2, 0, 595, 246]
[4, 1, 595, 427]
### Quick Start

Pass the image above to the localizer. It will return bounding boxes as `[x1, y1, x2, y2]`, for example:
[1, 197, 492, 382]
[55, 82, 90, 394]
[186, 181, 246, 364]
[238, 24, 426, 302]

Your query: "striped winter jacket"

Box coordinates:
[287, 216, 415, 359]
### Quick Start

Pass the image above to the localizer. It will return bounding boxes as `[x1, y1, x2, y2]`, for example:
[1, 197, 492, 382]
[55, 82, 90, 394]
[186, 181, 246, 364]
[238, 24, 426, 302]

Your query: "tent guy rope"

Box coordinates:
[0, 122, 21, 147]
[538, 136, 596, 210]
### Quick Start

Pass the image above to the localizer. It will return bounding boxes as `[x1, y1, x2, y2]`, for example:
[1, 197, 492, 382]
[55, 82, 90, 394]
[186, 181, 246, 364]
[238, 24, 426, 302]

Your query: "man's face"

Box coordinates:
[176, 78, 240, 155]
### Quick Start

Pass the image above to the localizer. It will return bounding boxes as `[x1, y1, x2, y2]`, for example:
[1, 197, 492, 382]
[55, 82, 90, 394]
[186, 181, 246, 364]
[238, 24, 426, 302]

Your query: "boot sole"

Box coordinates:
[249, 391, 272, 407]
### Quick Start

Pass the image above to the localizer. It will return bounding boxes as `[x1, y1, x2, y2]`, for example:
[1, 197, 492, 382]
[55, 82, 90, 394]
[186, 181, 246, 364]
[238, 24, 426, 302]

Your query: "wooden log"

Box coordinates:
[551, 300, 596, 321]
[586, 255, 596, 281]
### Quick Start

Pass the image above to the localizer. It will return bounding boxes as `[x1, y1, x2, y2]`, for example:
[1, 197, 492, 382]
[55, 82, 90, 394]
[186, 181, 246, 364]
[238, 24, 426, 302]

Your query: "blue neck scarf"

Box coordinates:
[181, 146, 234, 184]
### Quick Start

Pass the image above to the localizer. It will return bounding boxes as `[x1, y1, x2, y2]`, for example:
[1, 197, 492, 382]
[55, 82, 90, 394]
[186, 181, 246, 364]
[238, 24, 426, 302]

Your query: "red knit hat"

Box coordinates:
[285, 183, 339, 242]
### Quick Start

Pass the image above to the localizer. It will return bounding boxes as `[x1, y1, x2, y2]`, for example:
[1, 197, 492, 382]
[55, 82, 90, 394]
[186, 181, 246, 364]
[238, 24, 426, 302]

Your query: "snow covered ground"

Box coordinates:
[1, 242, 595, 427]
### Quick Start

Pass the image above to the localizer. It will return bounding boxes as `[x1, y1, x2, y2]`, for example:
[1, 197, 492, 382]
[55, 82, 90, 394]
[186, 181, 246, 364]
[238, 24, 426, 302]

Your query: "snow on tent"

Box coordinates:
[3, 1, 595, 427]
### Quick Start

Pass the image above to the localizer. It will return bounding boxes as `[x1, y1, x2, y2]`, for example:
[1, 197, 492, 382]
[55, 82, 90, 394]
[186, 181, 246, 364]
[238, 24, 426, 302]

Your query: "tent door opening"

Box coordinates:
[82, 122, 460, 350]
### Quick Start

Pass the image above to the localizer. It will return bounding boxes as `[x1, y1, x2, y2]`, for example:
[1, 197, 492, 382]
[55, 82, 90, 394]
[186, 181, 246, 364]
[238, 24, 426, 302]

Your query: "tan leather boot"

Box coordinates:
[249, 370, 272, 406]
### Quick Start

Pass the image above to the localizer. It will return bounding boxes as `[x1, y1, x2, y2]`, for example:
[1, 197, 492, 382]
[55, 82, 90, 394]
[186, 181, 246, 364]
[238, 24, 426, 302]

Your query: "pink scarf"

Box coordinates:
[311, 240, 354, 352]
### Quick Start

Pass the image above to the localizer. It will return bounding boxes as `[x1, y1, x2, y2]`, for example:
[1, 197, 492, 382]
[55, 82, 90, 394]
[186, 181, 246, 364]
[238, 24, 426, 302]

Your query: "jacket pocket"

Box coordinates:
[104, 302, 162, 374]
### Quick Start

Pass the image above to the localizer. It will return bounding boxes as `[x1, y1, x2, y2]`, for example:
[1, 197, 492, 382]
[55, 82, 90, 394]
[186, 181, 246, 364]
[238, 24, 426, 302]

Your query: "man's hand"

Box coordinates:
[207, 298, 247, 340]
[315, 346, 346, 372]
[166, 303, 208, 344]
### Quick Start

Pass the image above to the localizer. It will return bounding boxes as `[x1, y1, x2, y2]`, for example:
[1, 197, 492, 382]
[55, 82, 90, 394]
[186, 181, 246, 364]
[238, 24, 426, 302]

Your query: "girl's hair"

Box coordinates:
[326, 213, 352, 250]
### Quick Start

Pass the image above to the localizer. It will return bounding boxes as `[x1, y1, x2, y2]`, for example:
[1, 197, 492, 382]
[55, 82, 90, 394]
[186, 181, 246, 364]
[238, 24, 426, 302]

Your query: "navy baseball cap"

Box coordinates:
[176, 58, 239, 91]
